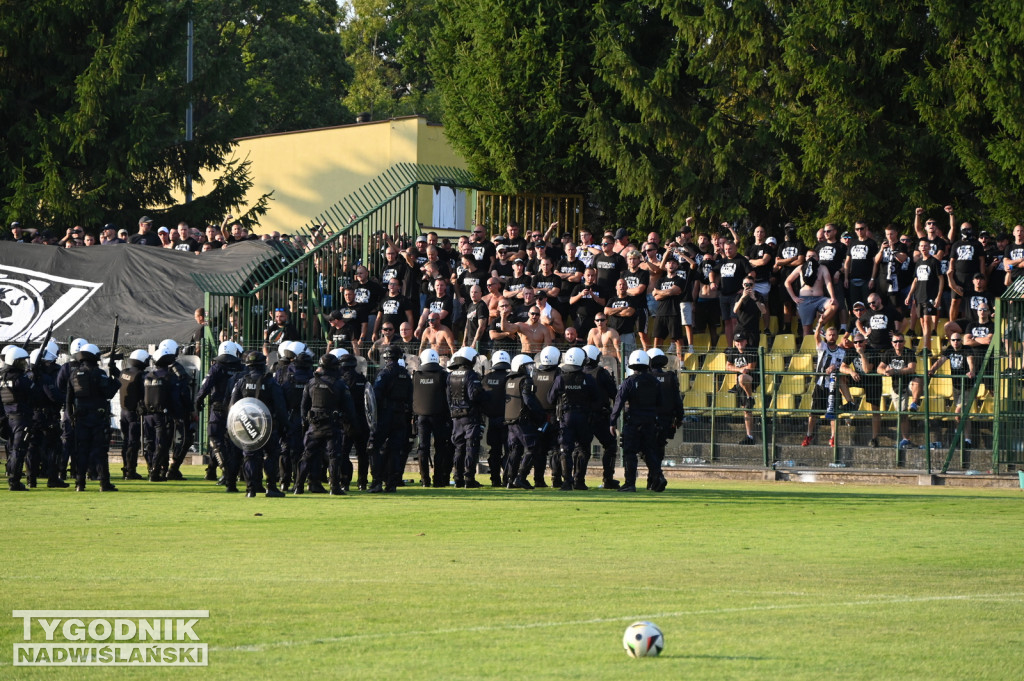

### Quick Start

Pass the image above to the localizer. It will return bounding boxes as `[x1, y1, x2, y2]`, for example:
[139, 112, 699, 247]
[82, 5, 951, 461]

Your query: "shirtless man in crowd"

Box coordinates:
[501, 304, 556, 353]
[586, 314, 622, 361]
[418, 313, 457, 358]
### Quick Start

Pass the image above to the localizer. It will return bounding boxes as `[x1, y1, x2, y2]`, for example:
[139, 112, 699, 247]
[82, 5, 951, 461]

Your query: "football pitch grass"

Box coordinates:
[2, 469, 1022, 680]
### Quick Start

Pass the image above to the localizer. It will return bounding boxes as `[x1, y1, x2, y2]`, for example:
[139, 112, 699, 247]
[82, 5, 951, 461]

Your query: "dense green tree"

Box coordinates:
[0, 0, 352, 231]
[909, 0, 1024, 225]
[430, 0, 596, 194]
[342, 0, 441, 122]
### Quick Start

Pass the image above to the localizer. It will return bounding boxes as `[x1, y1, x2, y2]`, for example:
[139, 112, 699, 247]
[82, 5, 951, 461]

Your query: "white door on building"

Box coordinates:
[432, 186, 466, 230]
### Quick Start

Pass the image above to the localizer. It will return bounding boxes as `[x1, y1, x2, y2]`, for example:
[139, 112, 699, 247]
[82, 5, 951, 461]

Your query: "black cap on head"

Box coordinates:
[734, 331, 747, 342]
[319, 353, 339, 370]
[328, 310, 344, 321]
[244, 350, 266, 366]
[614, 228, 627, 239]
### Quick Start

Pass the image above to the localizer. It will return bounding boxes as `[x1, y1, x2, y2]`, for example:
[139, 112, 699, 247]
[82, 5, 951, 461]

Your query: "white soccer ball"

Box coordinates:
[623, 621, 664, 658]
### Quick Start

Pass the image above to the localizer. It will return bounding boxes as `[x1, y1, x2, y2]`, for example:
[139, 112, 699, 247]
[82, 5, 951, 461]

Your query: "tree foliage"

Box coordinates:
[342, 0, 442, 122]
[430, 0, 596, 195]
[436, 0, 1024, 235]
[0, 0, 351, 230]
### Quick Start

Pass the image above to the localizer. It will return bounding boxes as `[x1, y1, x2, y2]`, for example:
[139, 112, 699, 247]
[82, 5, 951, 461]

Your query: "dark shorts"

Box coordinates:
[951, 274, 970, 299]
[695, 298, 721, 332]
[652, 315, 683, 341]
[915, 300, 939, 317]
[861, 375, 882, 407]
[811, 383, 832, 413]
[719, 294, 738, 321]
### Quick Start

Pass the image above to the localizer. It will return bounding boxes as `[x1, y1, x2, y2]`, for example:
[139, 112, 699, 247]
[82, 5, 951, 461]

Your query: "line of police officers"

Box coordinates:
[3, 334, 685, 495]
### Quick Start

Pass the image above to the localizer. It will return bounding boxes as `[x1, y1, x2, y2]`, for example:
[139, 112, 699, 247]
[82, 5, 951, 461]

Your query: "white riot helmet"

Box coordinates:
[453, 346, 478, 364]
[329, 348, 350, 359]
[539, 345, 560, 368]
[157, 339, 179, 356]
[45, 339, 60, 358]
[490, 350, 511, 369]
[291, 341, 309, 357]
[3, 346, 29, 366]
[510, 354, 534, 373]
[278, 341, 296, 358]
[32, 344, 58, 363]
[70, 338, 89, 355]
[218, 341, 240, 358]
[583, 344, 601, 364]
[419, 348, 440, 365]
[229, 341, 244, 357]
[129, 349, 150, 364]
[78, 343, 101, 361]
[561, 347, 586, 369]
[627, 349, 650, 370]
[647, 347, 668, 369]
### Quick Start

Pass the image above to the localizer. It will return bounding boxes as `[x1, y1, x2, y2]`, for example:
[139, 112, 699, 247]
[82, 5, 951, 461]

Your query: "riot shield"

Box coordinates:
[364, 385, 378, 432]
[226, 397, 273, 451]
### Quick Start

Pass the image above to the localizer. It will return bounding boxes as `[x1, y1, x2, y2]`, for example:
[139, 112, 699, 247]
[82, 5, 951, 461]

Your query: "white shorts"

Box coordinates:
[679, 302, 695, 327]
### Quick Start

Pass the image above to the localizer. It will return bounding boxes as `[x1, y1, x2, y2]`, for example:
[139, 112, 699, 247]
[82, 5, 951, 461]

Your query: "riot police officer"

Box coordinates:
[647, 348, 684, 492]
[298, 353, 355, 495]
[142, 346, 186, 482]
[504, 354, 545, 490]
[610, 350, 660, 492]
[370, 346, 413, 493]
[547, 347, 596, 490]
[229, 351, 287, 498]
[156, 339, 197, 480]
[2, 346, 33, 490]
[55, 338, 90, 480]
[481, 350, 511, 487]
[195, 341, 245, 492]
[530, 346, 562, 487]
[581, 344, 621, 489]
[279, 342, 314, 491]
[334, 349, 371, 491]
[412, 348, 452, 487]
[117, 349, 149, 480]
[448, 346, 486, 488]
[27, 342, 67, 488]
[68, 343, 121, 491]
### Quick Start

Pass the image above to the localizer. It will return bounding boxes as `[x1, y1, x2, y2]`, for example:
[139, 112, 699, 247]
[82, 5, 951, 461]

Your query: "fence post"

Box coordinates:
[758, 345, 769, 467]
[923, 346, 931, 474]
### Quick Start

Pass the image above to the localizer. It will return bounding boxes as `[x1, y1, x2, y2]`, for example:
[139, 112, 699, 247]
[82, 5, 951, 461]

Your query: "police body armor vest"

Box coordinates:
[412, 368, 448, 417]
[341, 367, 367, 415]
[629, 373, 659, 412]
[119, 366, 145, 412]
[448, 366, 472, 418]
[653, 369, 677, 415]
[169, 362, 194, 402]
[382, 368, 413, 415]
[482, 369, 508, 419]
[532, 367, 559, 412]
[143, 370, 173, 413]
[504, 374, 531, 424]
[0, 368, 24, 407]
[216, 363, 245, 410]
[282, 367, 312, 413]
[583, 365, 611, 407]
[557, 370, 588, 413]
[71, 365, 104, 409]
[239, 372, 266, 402]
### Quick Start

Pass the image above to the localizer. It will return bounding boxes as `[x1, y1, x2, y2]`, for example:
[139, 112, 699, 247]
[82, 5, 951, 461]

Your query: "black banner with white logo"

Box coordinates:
[0, 241, 276, 347]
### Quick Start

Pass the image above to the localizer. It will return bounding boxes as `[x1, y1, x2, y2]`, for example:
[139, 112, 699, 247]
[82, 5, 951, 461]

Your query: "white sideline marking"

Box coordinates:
[212, 592, 1024, 653]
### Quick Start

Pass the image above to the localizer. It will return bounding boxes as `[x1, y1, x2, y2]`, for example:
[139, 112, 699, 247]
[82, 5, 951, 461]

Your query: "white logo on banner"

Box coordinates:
[0, 266, 103, 342]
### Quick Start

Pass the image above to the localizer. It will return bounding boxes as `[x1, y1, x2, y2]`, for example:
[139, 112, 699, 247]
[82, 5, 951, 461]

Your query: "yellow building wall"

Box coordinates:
[194, 116, 472, 234]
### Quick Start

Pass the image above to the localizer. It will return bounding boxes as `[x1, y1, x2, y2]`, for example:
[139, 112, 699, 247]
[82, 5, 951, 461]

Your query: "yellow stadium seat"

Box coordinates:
[772, 333, 796, 355]
[777, 374, 806, 394]
[787, 354, 814, 373]
[703, 352, 727, 371]
[690, 372, 718, 394]
[683, 392, 708, 411]
[691, 333, 710, 351]
[799, 334, 819, 354]
[712, 391, 738, 410]
[764, 354, 785, 375]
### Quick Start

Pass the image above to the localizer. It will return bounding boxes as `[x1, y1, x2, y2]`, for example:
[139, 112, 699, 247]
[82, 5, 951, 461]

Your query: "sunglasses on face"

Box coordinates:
[383, 327, 394, 332]
[892, 339, 904, 344]
[595, 318, 607, 322]
[950, 337, 962, 342]
[854, 339, 867, 344]
[529, 312, 539, 317]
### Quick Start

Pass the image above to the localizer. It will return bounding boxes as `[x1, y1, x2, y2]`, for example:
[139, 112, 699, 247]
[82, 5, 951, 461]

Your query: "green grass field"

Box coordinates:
[3, 469, 1022, 680]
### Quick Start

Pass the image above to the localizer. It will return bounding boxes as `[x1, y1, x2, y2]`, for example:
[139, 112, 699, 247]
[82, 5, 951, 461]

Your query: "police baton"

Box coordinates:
[32, 322, 54, 376]
[107, 315, 121, 373]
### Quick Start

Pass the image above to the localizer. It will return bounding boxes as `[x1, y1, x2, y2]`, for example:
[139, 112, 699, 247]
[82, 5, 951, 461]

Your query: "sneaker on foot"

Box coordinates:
[898, 438, 912, 449]
[801, 435, 812, 447]
[829, 436, 835, 447]
[738, 435, 754, 445]
[869, 437, 879, 447]
[964, 438, 973, 447]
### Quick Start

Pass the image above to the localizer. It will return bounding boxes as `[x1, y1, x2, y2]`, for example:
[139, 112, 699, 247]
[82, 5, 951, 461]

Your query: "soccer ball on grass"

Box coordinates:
[623, 621, 664, 658]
